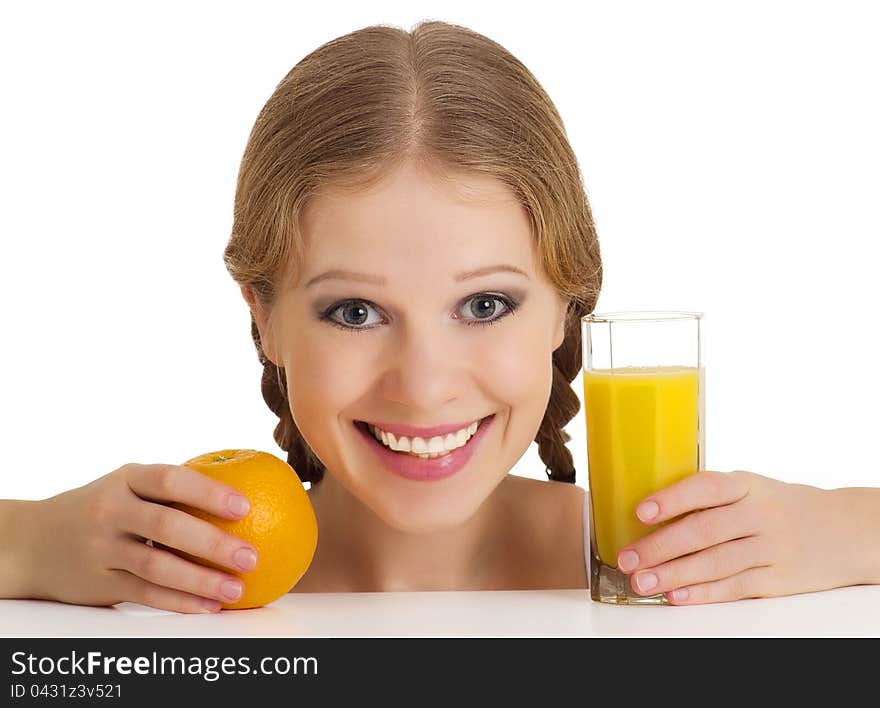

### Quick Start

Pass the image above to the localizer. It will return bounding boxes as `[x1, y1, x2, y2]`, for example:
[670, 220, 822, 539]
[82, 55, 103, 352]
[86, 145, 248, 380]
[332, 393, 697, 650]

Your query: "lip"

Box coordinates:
[354, 414, 495, 482]
[361, 419, 482, 439]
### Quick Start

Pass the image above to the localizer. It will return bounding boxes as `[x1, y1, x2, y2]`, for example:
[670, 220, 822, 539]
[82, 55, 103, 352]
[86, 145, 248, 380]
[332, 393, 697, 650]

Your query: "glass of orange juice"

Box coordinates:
[582, 311, 705, 604]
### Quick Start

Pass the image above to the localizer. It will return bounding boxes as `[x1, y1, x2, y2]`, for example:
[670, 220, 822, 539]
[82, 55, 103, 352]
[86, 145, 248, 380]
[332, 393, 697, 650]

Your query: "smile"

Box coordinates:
[353, 415, 495, 481]
[366, 420, 480, 458]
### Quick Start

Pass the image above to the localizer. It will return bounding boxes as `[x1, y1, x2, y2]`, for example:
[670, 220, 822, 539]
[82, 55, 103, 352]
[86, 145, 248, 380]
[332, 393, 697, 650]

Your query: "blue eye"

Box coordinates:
[456, 294, 517, 326]
[324, 300, 384, 330]
[321, 293, 519, 333]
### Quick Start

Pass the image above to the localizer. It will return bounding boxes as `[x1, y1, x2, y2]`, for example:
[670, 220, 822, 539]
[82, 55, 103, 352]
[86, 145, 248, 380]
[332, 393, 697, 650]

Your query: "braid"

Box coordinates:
[251, 315, 326, 484]
[535, 301, 587, 484]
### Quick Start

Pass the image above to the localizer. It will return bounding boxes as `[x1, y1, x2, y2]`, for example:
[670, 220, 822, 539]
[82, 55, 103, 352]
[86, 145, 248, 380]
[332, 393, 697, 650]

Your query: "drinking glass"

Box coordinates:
[582, 311, 705, 604]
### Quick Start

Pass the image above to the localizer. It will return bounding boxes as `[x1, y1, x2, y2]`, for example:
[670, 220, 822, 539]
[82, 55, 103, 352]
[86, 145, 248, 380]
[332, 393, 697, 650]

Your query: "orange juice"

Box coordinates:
[584, 365, 704, 566]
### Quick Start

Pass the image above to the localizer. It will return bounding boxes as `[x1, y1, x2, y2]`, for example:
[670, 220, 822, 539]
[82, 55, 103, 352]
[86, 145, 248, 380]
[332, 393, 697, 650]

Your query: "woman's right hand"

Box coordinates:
[25, 462, 259, 613]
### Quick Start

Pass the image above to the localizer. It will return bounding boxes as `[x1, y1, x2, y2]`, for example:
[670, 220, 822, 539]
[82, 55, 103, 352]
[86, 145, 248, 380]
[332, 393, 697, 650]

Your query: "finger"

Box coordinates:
[108, 569, 224, 614]
[630, 535, 769, 596]
[664, 566, 777, 605]
[634, 470, 751, 524]
[619, 501, 756, 572]
[122, 503, 259, 575]
[111, 538, 246, 605]
[124, 463, 251, 520]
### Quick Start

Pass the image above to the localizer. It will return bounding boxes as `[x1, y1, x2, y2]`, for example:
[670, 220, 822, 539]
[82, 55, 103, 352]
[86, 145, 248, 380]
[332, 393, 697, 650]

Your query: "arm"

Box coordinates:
[832, 486, 880, 586]
[2, 464, 263, 613]
[612, 471, 880, 604]
[0, 499, 41, 598]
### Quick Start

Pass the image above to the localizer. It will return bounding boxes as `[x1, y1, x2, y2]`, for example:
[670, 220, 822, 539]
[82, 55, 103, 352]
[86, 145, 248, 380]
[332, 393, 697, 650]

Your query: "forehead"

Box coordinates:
[299, 161, 536, 269]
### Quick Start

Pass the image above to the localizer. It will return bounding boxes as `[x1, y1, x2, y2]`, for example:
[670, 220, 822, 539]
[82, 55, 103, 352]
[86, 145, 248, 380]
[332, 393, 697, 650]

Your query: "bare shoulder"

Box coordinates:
[494, 474, 587, 590]
[502, 474, 585, 518]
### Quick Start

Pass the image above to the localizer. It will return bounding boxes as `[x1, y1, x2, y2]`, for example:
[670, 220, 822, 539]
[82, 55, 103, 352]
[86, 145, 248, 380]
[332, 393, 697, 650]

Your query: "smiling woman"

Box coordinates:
[4, 17, 874, 614]
[227, 21, 603, 592]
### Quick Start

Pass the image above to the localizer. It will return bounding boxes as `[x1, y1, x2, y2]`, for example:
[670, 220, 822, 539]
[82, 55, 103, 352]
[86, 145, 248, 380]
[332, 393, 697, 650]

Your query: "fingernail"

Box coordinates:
[234, 547, 258, 572]
[636, 572, 658, 593]
[671, 587, 689, 602]
[618, 549, 640, 573]
[228, 494, 250, 517]
[200, 599, 221, 613]
[221, 579, 243, 601]
[637, 500, 659, 522]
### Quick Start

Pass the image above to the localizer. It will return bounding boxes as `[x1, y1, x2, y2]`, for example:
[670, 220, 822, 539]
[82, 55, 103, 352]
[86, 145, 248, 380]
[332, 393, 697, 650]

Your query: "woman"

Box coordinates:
[1, 20, 877, 613]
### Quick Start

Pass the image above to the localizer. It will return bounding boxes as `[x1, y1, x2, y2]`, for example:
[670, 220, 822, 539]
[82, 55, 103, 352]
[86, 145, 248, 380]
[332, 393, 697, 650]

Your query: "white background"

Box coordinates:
[1, 0, 878, 501]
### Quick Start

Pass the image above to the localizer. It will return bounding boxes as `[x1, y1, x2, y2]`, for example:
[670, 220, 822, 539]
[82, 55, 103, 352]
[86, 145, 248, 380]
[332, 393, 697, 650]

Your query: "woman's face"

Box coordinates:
[246, 160, 569, 533]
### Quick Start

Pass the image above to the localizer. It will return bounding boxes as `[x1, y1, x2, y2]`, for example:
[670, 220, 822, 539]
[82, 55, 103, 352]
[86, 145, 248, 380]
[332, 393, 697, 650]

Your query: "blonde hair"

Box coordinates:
[223, 20, 602, 484]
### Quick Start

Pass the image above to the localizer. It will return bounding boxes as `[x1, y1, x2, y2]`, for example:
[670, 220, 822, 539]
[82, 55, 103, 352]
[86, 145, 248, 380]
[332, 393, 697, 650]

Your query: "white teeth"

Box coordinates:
[367, 419, 483, 456]
[427, 436, 445, 454]
[411, 436, 429, 454]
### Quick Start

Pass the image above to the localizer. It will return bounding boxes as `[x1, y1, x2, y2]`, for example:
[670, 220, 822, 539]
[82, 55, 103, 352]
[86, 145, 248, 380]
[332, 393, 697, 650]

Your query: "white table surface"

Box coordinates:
[2, 585, 879, 637]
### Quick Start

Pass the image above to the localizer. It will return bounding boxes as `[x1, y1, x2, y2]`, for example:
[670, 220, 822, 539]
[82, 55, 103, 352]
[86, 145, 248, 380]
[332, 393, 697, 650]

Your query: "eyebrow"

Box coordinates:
[305, 264, 530, 288]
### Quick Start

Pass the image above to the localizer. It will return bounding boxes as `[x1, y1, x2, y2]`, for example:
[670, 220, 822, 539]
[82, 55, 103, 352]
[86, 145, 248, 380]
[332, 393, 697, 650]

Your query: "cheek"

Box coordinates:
[482, 321, 554, 405]
[284, 336, 374, 441]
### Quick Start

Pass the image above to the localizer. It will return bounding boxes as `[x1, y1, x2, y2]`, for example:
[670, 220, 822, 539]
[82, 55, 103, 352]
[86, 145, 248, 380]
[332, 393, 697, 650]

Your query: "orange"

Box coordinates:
[170, 449, 318, 610]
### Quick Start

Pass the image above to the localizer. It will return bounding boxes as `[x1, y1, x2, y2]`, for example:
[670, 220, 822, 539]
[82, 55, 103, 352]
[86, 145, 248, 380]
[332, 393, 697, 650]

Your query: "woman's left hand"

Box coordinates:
[615, 470, 865, 604]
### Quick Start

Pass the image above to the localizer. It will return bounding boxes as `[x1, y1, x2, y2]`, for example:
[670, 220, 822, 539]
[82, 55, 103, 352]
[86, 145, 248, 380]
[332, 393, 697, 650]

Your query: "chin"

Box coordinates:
[372, 497, 481, 535]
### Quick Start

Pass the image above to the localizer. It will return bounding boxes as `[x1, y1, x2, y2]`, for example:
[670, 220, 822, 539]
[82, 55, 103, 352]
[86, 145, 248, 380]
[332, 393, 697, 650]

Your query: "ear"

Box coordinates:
[240, 284, 281, 367]
[552, 295, 571, 351]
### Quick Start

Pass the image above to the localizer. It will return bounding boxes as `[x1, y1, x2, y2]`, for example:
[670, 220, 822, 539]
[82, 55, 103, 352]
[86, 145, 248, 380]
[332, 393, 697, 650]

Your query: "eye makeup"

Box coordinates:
[316, 291, 525, 333]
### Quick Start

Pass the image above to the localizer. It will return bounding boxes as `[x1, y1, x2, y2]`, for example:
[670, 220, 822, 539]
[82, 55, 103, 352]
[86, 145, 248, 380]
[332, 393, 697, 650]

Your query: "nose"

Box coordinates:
[377, 321, 466, 411]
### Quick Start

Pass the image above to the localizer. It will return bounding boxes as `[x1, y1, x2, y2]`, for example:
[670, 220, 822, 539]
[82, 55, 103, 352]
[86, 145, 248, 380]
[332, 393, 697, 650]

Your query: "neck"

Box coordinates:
[305, 473, 506, 592]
